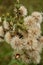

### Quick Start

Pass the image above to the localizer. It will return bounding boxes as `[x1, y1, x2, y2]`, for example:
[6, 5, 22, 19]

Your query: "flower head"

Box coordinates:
[24, 16, 37, 28]
[31, 12, 42, 23]
[10, 36, 23, 50]
[19, 5, 27, 16]
[5, 32, 11, 44]
[31, 51, 41, 64]
[3, 19, 10, 30]
[28, 26, 41, 38]
[0, 26, 4, 37]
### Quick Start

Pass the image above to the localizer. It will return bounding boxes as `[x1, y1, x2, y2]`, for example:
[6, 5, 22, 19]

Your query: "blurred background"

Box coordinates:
[0, 0, 43, 15]
[0, 0, 43, 65]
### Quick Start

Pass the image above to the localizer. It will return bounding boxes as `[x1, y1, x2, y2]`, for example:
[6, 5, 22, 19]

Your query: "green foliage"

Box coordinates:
[0, 41, 13, 65]
[8, 59, 27, 65]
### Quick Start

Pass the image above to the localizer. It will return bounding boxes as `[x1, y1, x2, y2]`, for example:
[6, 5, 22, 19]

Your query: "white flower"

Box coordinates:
[23, 37, 38, 50]
[31, 39, 38, 50]
[36, 42, 42, 53]
[22, 38, 32, 50]
[24, 16, 33, 22]
[19, 5, 27, 16]
[27, 50, 41, 64]
[21, 54, 31, 63]
[5, 32, 11, 44]
[24, 15, 41, 30]
[39, 36, 43, 48]
[31, 51, 41, 64]
[3, 20, 10, 30]
[24, 16, 36, 28]
[17, 0, 19, 3]
[28, 26, 41, 38]
[36, 23, 40, 29]
[10, 36, 23, 50]
[0, 26, 4, 37]
[31, 12, 42, 23]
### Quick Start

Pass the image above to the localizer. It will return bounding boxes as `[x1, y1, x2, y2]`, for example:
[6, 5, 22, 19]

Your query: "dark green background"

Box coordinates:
[0, 0, 43, 15]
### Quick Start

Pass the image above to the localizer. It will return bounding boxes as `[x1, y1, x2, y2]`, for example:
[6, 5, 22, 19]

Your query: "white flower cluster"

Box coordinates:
[0, 5, 43, 64]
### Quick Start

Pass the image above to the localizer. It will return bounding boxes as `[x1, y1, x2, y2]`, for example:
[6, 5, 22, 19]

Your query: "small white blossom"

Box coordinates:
[10, 36, 23, 50]
[23, 37, 38, 50]
[17, 0, 19, 3]
[24, 16, 33, 23]
[24, 16, 37, 28]
[31, 12, 42, 23]
[39, 36, 43, 48]
[36, 23, 40, 29]
[32, 51, 41, 64]
[28, 26, 41, 38]
[3, 20, 10, 30]
[36, 42, 42, 53]
[19, 5, 27, 16]
[0, 26, 4, 37]
[21, 54, 31, 63]
[5, 32, 11, 44]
